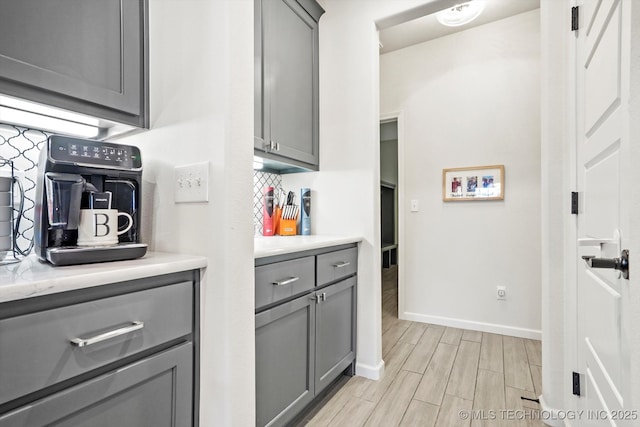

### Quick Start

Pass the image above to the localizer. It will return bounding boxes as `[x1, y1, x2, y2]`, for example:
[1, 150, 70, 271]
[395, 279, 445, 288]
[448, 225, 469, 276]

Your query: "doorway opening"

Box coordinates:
[380, 118, 398, 332]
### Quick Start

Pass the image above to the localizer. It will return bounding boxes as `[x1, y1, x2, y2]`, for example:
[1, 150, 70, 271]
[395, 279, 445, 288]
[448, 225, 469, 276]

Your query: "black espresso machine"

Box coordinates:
[34, 135, 147, 266]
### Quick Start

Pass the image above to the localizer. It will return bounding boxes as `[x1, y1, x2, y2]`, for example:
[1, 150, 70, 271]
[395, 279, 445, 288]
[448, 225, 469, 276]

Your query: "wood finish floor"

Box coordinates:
[299, 266, 544, 427]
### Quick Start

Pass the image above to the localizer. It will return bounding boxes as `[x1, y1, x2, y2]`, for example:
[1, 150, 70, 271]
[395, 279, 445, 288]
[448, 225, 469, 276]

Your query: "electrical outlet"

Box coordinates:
[174, 161, 209, 203]
[496, 286, 506, 300]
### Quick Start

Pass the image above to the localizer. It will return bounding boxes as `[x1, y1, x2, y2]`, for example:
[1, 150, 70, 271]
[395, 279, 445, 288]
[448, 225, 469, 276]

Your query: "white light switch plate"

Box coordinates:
[174, 161, 209, 203]
[410, 199, 419, 212]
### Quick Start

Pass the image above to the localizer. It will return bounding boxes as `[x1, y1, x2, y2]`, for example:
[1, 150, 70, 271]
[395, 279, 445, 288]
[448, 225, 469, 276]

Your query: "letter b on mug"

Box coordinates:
[78, 209, 133, 246]
[93, 213, 111, 237]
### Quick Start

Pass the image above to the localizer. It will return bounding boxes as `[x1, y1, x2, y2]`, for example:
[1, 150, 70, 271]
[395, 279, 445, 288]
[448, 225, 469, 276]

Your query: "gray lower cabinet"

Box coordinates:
[255, 0, 324, 171]
[0, 0, 148, 128]
[255, 293, 316, 427]
[0, 271, 199, 427]
[315, 277, 357, 395]
[255, 245, 357, 427]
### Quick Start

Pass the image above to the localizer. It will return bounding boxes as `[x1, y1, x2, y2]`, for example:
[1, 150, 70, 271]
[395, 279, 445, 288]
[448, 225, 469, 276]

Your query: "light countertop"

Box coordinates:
[0, 252, 207, 304]
[254, 235, 362, 258]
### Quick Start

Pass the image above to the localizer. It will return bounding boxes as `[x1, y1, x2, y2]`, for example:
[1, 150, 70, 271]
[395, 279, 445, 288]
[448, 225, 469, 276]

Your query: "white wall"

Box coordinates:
[120, 1, 255, 425]
[380, 10, 542, 337]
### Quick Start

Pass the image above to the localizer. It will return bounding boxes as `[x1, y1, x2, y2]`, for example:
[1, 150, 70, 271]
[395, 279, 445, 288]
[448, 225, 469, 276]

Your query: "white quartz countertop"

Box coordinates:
[254, 235, 362, 258]
[0, 252, 207, 304]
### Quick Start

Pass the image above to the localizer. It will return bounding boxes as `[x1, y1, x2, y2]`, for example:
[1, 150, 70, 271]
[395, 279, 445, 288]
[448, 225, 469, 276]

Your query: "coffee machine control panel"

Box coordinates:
[49, 137, 142, 170]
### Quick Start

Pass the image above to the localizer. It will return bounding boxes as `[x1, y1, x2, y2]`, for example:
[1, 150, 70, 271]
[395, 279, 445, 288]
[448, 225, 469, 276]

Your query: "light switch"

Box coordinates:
[411, 199, 419, 212]
[174, 161, 209, 203]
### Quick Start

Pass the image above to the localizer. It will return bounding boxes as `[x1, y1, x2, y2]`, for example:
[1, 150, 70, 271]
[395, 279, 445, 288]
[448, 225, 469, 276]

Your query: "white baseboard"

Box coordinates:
[538, 395, 568, 427]
[356, 359, 385, 380]
[401, 312, 542, 340]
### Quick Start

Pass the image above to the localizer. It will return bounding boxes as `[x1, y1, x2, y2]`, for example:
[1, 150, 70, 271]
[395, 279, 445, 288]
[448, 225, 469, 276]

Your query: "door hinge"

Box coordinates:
[573, 371, 581, 396]
[571, 6, 579, 31]
[571, 192, 579, 214]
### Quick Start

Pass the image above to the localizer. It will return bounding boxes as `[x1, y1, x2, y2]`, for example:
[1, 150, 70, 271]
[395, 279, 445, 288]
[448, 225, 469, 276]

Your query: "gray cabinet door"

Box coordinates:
[255, 0, 267, 149]
[0, 0, 148, 128]
[0, 343, 193, 427]
[255, 293, 315, 427]
[256, 0, 320, 169]
[315, 276, 357, 394]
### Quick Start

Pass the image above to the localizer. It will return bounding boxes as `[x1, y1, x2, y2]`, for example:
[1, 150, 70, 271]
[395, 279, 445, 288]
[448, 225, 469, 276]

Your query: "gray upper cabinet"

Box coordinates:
[0, 0, 148, 128]
[255, 0, 324, 172]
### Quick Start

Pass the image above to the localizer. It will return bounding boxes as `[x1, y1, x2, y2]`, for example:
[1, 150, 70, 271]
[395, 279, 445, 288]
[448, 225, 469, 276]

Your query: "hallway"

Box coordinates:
[303, 266, 544, 426]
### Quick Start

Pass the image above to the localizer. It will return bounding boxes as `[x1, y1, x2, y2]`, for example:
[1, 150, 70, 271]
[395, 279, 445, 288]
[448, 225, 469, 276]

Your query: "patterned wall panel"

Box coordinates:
[253, 170, 281, 235]
[0, 124, 49, 254]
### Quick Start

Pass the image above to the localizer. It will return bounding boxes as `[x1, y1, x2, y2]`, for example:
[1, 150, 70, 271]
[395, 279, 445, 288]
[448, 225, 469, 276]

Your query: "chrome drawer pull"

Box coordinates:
[70, 321, 144, 348]
[272, 276, 300, 286]
[333, 261, 351, 268]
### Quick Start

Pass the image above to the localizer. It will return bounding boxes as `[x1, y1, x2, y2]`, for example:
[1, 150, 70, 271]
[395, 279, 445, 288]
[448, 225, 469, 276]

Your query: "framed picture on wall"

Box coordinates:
[442, 165, 505, 201]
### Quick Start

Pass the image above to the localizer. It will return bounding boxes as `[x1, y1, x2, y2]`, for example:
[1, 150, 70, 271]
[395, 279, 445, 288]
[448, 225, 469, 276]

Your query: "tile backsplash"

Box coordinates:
[1, 127, 292, 247]
[253, 170, 281, 235]
[0, 124, 48, 254]
[2, 129, 284, 247]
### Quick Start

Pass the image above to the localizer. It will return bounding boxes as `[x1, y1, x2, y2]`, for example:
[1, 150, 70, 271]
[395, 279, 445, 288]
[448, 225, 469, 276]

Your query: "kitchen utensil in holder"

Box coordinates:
[273, 205, 282, 235]
[0, 158, 26, 265]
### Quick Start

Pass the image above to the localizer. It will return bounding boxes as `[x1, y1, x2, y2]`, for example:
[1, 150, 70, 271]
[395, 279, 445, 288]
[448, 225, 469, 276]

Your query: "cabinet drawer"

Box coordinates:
[255, 256, 315, 310]
[0, 343, 193, 427]
[0, 281, 193, 406]
[317, 247, 358, 286]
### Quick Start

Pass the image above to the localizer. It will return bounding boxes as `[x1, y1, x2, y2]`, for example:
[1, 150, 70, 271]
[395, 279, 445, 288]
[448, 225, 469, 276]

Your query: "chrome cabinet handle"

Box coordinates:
[267, 141, 280, 151]
[333, 261, 351, 268]
[310, 293, 327, 304]
[70, 321, 144, 348]
[272, 276, 300, 286]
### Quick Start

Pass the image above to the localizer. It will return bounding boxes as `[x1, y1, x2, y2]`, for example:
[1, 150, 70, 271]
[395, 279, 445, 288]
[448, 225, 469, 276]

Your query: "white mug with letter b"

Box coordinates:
[77, 209, 133, 246]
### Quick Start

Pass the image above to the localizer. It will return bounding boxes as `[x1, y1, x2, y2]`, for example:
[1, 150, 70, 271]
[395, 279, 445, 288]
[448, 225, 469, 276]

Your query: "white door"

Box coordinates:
[575, 0, 633, 425]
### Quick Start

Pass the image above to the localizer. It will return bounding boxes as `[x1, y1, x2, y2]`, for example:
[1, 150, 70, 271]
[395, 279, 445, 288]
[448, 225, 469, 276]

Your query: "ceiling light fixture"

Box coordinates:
[436, 0, 486, 27]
